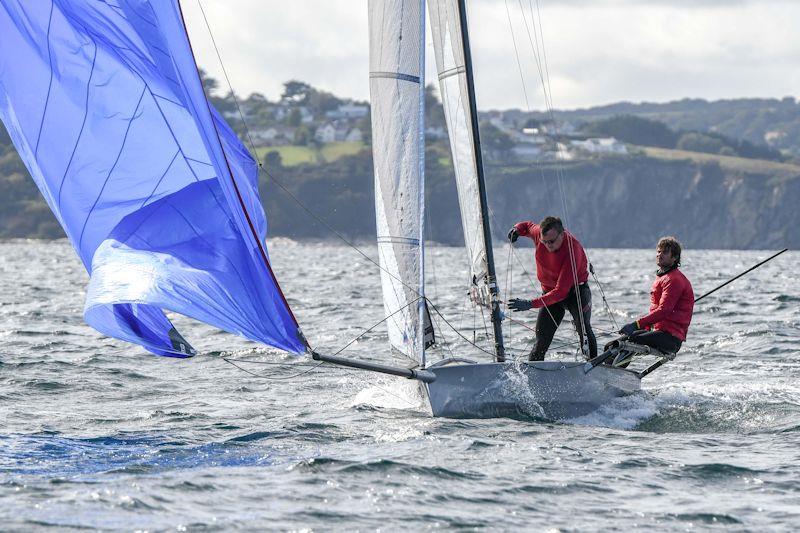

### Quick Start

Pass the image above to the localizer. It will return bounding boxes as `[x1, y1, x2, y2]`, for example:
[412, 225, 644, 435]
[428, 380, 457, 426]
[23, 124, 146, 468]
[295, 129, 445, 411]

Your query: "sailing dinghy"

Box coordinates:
[366, 0, 677, 418]
[0, 0, 672, 420]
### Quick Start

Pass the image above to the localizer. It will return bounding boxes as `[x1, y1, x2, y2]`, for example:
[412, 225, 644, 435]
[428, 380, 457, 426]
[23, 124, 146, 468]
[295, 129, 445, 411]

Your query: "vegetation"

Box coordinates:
[256, 142, 366, 168]
[3, 75, 800, 247]
[581, 114, 785, 161]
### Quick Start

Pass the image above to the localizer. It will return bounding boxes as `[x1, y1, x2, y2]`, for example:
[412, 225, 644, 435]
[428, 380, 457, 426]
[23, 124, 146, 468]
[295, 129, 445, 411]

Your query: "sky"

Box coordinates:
[181, 0, 800, 111]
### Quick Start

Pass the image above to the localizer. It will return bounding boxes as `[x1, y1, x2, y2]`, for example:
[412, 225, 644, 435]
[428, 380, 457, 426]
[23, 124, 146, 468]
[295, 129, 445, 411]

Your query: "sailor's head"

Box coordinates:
[540, 216, 565, 252]
[656, 236, 682, 269]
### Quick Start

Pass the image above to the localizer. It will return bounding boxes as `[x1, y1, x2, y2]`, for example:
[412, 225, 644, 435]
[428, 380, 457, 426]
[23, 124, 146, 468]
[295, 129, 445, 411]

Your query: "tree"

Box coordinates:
[281, 80, 314, 103]
[582, 115, 678, 148]
[198, 68, 219, 97]
[287, 108, 302, 127]
[294, 125, 312, 146]
[676, 132, 726, 155]
[263, 150, 283, 170]
[478, 121, 513, 154]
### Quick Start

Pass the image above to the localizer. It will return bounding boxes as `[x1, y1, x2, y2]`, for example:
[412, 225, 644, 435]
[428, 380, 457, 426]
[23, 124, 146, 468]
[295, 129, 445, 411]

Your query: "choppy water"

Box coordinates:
[1, 240, 799, 530]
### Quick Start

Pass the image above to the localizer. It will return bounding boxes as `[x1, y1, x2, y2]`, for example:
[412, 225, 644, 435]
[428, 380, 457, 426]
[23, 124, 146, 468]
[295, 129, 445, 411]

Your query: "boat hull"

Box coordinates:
[422, 361, 641, 419]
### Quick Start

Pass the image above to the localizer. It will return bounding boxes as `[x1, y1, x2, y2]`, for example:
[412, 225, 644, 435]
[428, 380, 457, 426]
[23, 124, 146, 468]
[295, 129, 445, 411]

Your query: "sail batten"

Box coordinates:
[0, 0, 305, 357]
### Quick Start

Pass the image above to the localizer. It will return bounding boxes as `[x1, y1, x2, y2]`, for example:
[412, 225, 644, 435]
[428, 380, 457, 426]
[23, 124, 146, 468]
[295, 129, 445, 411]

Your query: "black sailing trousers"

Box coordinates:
[530, 283, 597, 361]
[628, 330, 682, 354]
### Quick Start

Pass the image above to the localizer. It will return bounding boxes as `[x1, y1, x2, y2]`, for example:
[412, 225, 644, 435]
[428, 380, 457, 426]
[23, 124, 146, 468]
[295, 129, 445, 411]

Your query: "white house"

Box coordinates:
[345, 128, 363, 143]
[325, 103, 369, 120]
[314, 123, 337, 143]
[569, 137, 627, 155]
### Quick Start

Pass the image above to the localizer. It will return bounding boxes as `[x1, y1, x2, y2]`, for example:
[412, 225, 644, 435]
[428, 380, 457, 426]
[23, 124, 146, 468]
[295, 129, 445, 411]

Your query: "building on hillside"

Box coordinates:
[314, 123, 337, 143]
[325, 103, 369, 120]
[511, 144, 542, 161]
[344, 128, 363, 143]
[569, 137, 627, 155]
[515, 128, 547, 145]
[250, 126, 295, 145]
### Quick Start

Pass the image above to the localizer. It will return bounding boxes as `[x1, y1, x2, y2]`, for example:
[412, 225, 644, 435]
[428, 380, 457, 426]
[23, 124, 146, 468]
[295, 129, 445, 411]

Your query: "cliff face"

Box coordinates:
[479, 157, 800, 250]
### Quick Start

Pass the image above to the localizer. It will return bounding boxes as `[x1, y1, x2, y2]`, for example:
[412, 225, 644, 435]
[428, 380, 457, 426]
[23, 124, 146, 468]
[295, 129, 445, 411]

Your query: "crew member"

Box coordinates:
[618, 236, 694, 355]
[507, 216, 597, 361]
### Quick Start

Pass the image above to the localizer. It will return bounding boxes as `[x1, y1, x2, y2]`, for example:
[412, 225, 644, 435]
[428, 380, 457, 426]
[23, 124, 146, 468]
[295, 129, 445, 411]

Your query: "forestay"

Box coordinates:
[0, 1, 305, 357]
[428, 0, 490, 302]
[367, 0, 430, 363]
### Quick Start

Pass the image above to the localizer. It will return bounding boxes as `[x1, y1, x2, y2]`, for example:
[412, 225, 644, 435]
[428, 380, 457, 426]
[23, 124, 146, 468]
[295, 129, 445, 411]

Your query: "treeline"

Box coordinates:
[580, 115, 785, 161]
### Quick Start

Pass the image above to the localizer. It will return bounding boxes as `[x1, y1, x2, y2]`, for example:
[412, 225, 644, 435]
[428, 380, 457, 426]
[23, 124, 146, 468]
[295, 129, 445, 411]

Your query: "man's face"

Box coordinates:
[541, 228, 564, 252]
[656, 246, 675, 269]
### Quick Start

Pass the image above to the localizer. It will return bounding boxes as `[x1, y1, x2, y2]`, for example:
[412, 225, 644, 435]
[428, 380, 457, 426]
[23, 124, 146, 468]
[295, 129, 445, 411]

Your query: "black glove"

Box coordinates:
[619, 321, 639, 336]
[508, 298, 534, 312]
[507, 227, 519, 243]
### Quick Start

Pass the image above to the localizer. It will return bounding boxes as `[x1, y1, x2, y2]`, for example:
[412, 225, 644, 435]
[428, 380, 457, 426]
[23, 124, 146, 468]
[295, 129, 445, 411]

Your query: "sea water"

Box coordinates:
[1, 240, 798, 530]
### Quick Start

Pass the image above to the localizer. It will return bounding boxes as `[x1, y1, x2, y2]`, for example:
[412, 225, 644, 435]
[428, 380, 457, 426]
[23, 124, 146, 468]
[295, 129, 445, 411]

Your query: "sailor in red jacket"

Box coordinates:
[506, 216, 597, 361]
[618, 236, 694, 354]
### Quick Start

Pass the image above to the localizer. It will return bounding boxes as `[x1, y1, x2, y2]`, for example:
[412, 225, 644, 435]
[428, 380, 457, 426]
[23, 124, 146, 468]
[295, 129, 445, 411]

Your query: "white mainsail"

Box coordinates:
[428, 0, 490, 301]
[368, 0, 429, 362]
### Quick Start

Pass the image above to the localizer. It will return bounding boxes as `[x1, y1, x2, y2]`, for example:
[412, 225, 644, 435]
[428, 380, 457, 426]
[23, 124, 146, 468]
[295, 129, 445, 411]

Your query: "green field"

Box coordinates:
[637, 146, 800, 181]
[255, 142, 365, 167]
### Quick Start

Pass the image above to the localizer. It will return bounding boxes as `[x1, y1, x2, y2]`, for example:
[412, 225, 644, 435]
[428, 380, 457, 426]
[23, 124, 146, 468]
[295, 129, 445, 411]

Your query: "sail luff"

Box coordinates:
[416, 0, 427, 367]
[429, 0, 505, 360]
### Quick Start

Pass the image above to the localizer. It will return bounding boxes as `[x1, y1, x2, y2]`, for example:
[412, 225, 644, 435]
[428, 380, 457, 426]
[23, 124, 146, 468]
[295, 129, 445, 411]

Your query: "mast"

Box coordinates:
[456, 0, 506, 362]
[416, 0, 428, 368]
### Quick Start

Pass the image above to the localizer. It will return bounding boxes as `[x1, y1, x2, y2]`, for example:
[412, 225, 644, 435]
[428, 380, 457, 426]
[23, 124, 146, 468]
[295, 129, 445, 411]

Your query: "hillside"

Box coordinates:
[3, 93, 800, 249]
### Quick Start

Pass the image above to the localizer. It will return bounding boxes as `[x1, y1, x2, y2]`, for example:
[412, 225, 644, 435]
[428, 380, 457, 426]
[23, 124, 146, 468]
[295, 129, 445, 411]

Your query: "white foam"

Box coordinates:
[350, 376, 428, 412]
[566, 392, 660, 430]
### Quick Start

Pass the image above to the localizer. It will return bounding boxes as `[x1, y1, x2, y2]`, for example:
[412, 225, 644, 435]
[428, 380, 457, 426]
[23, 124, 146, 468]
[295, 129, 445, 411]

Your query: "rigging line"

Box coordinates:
[533, 0, 555, 112]
[196, 1, 258, 157]
[507, 1, 591, 348]
[503, 0, 531, 111]
[223, 356, 324, 380]
[195, 0, 427, 308]
[189, 0, 300, 330]
[426, 298, 497, 358]
[331, 296, 425, 357]
[504, 243, 514, 337]
[517, 0, 550, 109]
[590, 265, 619, 330]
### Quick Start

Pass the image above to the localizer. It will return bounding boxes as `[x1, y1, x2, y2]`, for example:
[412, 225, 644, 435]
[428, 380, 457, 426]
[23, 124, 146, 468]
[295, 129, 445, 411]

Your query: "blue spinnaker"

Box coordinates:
[0, 1, 305, 356]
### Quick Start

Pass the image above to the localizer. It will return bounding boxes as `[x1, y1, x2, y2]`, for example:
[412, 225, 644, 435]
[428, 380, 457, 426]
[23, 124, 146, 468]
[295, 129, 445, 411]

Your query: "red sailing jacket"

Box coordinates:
[637, 267, 694, 341]
[514, 222, 589, 308]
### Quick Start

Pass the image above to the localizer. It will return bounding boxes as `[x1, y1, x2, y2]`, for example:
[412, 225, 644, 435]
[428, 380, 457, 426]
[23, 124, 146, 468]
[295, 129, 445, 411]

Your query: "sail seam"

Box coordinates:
[34, 1, 56, 157]
[377, 236, 420, 245]
[57, 38, 98, 209]
[77, 84, 147, 253]
[437, 66, 466, 81]
[369, 71, 420, 84]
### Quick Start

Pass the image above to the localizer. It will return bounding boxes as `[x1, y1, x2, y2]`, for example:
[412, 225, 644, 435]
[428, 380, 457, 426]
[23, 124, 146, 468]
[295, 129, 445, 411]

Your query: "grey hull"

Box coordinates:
[422, 361, 641, 419]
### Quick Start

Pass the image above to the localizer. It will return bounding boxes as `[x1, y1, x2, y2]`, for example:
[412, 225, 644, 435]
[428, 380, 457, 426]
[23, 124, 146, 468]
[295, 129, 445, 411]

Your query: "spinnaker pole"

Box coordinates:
[457, 0, 506, 362]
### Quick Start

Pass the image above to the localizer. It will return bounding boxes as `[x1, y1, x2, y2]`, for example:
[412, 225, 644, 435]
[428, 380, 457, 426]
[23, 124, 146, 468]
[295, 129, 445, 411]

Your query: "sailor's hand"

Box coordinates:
[507, 227, 519, 243]
[619, 321, 639, 336]
[508, 298, 534, 312]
